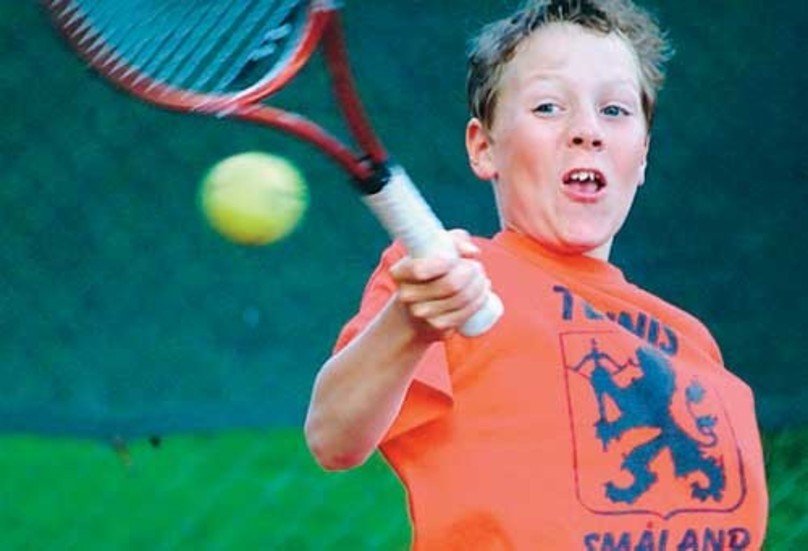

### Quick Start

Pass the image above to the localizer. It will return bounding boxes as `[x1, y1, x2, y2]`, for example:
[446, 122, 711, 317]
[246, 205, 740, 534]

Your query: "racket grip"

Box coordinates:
[362, 165, 503, 337]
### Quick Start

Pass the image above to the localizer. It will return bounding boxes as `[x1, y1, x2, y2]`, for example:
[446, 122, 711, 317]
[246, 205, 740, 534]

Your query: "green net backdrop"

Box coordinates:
[2, 0, 806, 443]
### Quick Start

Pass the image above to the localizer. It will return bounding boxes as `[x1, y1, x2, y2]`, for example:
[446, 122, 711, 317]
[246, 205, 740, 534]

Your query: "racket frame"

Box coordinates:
[43, 0, 503, 335]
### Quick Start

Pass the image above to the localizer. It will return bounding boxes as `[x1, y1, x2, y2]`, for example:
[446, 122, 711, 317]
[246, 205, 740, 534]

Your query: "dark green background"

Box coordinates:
[2, 1, 806, 441]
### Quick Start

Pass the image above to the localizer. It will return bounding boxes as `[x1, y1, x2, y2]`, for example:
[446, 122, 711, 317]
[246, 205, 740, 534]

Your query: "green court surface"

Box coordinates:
[0, 430, 407, 550]
[1, 426, 805, 549]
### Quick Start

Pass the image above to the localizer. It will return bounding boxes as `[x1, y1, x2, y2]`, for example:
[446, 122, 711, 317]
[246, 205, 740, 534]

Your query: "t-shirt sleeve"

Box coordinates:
[333, 242, 454, 444]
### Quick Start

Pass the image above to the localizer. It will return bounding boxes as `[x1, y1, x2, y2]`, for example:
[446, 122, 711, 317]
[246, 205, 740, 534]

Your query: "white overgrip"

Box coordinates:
[361, 165, 503, 337]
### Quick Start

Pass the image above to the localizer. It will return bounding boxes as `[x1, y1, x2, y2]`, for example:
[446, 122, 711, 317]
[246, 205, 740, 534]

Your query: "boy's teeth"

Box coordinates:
[568, 170, 600, 183]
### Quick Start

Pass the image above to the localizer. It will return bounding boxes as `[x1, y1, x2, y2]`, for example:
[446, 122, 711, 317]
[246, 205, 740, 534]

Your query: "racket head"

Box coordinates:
[42, 0, 337, 114]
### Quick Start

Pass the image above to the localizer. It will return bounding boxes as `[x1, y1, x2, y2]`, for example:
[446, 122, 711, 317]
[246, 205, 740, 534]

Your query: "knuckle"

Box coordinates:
[396, 286, 417, 304]
[471, 290, 489, 311]
[411, 259, 438, 281]
[389, 257, 409, 276]
[447, 228, 470, 240]
[443, 272, 466, 295]
[450, 261, 481, 291]
[453, 282, 477, 306]
[411, 266, 430, 281]
[410, 303, 430, 319]
[430, 316, 452, 331]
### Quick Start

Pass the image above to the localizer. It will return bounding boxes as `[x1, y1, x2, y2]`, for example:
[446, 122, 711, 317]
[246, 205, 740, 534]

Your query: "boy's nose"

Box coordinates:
[571, 135, 603, 149]
[567, 111, 605, 150]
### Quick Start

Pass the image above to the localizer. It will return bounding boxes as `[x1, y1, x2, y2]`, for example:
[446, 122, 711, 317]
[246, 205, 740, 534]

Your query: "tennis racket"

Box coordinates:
[42, 0, 502, 337]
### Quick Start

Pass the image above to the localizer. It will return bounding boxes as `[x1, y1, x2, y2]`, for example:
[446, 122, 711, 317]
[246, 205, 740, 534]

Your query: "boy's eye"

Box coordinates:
[602, 105, 630, 117]
[533, 103, 560, 115]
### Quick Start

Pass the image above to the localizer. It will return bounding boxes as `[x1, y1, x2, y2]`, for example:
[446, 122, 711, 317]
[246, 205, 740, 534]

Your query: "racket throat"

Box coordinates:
[352, 160, 394, 195]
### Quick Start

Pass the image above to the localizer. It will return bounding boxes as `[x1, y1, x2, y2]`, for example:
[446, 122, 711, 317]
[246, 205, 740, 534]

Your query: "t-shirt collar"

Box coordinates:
[493, 229, 627, 285]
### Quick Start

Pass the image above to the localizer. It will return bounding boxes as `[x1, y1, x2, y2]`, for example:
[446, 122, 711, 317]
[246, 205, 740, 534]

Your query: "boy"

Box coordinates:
[305, 0, 768, 548]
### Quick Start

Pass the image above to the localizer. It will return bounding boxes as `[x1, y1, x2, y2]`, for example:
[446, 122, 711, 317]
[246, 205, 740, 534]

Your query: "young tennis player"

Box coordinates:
[305, 0, 769, 548]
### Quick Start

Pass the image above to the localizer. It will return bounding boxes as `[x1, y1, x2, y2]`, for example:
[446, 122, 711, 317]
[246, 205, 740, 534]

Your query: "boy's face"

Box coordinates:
[467, 23, 649, 260]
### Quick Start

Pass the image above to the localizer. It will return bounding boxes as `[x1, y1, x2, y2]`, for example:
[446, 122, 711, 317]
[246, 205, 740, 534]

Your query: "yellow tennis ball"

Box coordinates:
[200, 152, 308, 245]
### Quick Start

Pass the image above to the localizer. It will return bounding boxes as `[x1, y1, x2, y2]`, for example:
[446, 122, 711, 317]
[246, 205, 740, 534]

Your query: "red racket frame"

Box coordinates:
[45, 0, 386, 183]
[43, 0, 504, 336]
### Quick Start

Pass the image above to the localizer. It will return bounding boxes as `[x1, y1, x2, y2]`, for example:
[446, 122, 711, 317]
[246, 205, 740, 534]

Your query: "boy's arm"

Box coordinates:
[304, 297, 432, 471]
[304, 232, 488, 471]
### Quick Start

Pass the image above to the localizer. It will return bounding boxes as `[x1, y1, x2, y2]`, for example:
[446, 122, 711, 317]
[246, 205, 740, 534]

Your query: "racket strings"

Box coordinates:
[48, 0, 311, 95]
[204, 2, 299, 93]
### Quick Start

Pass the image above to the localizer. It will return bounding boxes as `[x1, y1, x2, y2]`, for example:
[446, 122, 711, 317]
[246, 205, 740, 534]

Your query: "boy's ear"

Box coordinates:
[638, 134, 650, 186]
[466, 118, 497, 180]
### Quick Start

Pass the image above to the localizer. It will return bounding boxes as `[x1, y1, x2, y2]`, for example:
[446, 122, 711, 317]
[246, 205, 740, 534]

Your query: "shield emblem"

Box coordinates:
[560, 331, 746, 519]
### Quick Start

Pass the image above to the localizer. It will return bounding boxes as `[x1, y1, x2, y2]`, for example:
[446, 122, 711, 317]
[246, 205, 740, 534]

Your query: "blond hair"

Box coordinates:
[467, 0, 673, 130]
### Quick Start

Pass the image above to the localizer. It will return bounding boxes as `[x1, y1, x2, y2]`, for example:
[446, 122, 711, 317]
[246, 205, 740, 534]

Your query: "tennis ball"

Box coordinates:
[200, 152, 308, 245]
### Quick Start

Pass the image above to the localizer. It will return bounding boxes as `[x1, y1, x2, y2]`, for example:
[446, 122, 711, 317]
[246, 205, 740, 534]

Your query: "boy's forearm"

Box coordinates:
[304, 296, 433, 471]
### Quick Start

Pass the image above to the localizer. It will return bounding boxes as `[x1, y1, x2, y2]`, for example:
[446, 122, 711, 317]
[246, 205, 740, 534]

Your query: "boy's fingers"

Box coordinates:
[427, 281, 491, 332]
[390, 256, 455, 283]
[447, 228, 481, 257]
[408, 269, 490, 321]
[395, 259, 481, 307]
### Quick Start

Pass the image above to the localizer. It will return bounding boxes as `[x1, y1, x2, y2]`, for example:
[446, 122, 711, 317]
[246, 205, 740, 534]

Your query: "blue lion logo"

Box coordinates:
[570, 341, 726, 505]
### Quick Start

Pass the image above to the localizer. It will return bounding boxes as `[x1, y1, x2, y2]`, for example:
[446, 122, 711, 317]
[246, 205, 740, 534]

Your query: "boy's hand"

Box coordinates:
[389, 229, 491, 338]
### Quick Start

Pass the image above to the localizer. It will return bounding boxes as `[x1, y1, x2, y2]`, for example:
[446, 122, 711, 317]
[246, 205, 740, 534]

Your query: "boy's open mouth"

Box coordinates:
[562, 169, 606, 194]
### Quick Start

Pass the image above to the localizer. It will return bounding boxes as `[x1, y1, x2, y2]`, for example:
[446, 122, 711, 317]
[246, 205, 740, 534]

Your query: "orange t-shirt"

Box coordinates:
[335, 230, 768, 550]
